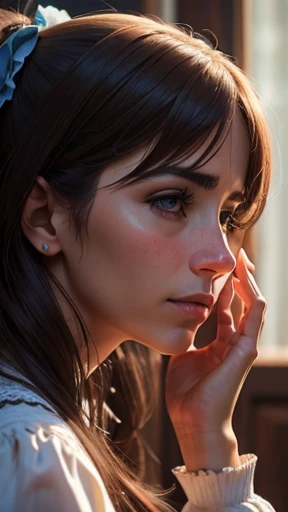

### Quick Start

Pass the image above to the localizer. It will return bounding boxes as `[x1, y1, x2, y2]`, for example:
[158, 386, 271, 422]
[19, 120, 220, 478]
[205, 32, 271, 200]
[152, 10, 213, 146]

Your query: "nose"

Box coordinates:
[188, 231, 236, 281]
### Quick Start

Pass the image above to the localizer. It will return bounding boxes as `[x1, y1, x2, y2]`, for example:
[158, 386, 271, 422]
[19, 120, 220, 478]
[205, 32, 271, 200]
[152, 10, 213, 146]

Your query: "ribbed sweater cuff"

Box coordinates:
[172, 453, 257, 508]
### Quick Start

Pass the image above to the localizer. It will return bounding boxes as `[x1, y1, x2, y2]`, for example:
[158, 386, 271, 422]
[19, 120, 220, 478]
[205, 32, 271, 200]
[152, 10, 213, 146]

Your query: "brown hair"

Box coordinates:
[0, 8, 271, 511]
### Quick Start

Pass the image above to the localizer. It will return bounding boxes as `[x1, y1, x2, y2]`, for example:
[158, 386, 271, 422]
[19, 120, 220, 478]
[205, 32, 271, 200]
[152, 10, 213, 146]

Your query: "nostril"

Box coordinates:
[188, 245, 236, 277]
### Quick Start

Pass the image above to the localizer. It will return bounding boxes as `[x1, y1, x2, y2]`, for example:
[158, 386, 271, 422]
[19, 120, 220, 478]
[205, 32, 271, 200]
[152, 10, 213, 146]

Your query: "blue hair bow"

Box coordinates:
[0, 25, 39, 108]
[0, 5, 70, 108]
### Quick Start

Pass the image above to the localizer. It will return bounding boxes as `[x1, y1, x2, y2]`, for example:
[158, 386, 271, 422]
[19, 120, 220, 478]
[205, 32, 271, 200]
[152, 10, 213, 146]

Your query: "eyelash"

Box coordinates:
[220, 211, 238, 233]
[147, 188, 239, 231]
[147, 188, 194, 219]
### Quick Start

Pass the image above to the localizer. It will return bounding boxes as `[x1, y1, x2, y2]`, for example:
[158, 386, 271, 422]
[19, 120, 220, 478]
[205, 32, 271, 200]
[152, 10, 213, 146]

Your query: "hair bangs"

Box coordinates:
[0, 11, 272, 511]
[103, 54, 238, 190]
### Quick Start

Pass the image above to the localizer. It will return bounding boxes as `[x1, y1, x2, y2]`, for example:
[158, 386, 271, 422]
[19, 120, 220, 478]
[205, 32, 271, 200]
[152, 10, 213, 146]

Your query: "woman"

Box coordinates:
[0, 2, 275, 511]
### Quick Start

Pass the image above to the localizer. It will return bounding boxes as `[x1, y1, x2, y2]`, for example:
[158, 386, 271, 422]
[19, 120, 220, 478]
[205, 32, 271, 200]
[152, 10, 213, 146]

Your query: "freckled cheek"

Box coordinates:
[91, 208, 184, 276]
[119, 233, 184, 274]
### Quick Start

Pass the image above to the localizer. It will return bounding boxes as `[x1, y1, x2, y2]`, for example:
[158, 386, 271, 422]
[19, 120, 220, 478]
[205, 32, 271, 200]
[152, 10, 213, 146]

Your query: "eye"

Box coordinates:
[220, 210, 236, 233]
[147, 188, 194, 220]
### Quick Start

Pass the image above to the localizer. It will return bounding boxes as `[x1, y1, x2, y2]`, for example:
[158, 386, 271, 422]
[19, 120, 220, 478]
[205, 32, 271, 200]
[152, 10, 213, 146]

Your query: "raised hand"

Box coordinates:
[165, 249, 266, 471]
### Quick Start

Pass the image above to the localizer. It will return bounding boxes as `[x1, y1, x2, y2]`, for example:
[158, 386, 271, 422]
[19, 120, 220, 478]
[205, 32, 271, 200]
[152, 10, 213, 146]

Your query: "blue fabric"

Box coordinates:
[34, 8, 47, 27]
[0, 25, 39, 108]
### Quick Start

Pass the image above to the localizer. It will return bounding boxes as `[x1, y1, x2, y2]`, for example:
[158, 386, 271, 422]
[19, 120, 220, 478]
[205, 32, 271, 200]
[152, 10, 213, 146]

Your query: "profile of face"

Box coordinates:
[23, 109, 249, 370]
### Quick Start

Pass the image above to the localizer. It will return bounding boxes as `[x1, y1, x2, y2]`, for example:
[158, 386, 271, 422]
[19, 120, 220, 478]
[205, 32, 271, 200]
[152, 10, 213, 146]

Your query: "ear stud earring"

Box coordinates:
[42, 243, 49, 251]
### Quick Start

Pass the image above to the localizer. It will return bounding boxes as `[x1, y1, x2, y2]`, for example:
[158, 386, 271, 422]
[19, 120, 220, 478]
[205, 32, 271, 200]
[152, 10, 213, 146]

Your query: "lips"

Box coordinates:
[168, 293, 214, 309]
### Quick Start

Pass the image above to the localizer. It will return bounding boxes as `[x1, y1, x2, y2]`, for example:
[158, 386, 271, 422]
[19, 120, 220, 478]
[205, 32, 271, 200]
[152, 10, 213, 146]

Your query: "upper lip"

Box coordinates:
[168, 293, 215, 309]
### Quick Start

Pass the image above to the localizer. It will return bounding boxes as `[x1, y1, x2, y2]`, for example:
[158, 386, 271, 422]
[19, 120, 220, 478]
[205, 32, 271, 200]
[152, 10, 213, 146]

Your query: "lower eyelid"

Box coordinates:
[147, 195, 189, 219]
[151, 197, 178, 208]
[151, 204, 181, 216]
[149, 200, 181, 215]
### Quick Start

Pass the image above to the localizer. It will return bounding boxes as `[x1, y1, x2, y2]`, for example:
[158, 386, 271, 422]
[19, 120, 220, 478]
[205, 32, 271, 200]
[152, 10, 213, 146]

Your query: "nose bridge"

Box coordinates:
[189, 228, 236, 277]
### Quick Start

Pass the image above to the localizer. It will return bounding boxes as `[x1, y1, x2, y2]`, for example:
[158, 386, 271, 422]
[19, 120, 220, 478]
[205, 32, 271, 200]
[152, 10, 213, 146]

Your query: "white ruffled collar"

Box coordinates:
[0, 364, 57, 414]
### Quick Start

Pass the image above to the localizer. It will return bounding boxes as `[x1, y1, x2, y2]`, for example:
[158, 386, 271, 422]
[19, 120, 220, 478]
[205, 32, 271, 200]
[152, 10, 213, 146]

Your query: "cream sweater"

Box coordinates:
[0, 373, 275, 512]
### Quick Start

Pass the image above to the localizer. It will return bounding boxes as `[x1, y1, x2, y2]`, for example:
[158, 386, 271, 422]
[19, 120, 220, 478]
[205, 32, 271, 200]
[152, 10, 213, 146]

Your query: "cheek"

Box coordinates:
[127, 236, 183, 270]
[112, 206, 185, 268]
[85, 204, 185, 292]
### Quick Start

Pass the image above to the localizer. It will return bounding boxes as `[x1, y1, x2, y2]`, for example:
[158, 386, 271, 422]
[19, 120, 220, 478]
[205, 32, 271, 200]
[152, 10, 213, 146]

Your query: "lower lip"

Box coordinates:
[168, 300, 209, 319]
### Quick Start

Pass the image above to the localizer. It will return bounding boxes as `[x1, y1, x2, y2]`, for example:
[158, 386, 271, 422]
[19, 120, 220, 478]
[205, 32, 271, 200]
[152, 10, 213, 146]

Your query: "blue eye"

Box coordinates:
[147, 188, 194, 220]
[156, 197, 179, 210]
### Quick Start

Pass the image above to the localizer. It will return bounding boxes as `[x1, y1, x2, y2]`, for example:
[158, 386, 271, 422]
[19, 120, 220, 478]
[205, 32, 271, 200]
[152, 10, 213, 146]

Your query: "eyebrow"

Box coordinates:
[135, 166, 245, 202]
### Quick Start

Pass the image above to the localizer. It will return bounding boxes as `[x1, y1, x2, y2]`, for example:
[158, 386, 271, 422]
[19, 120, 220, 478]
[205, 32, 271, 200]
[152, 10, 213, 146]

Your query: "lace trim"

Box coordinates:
[0, 398, 55, 413]
[0, 375, 57, 415]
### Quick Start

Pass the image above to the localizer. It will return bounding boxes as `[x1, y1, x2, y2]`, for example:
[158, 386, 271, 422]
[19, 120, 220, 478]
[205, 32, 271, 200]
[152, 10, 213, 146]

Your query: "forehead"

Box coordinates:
[98, 108, 249, 190]
[180, 108, 249, 190]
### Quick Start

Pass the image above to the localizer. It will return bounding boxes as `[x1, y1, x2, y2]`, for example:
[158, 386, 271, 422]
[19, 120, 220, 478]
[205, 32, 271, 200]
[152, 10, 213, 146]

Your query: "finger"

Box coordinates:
[238, 295, 266, 340]
[217, 276, 235, 316]
[212, 331, 257, 403]
[234, 255, 262, 309]
[234, 254, 266, 342]
[233, 249, 266, 341]
[234, 272, 266, 338]
[240, 248, 255, 275]
[216, 277, 235, 335]
[210, 278, 236, 362]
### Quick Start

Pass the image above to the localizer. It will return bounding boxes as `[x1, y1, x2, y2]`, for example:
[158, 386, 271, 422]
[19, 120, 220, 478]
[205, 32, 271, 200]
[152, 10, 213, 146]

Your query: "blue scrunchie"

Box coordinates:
[0, 25, 39, 108]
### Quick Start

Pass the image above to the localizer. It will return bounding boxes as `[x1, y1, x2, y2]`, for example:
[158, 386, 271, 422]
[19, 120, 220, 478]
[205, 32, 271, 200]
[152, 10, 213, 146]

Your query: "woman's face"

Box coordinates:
[49, 110, 249, 368]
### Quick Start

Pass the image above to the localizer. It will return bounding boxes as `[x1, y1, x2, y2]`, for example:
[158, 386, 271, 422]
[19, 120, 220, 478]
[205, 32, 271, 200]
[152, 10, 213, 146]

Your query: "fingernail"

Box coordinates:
[240, 248, 255, 270]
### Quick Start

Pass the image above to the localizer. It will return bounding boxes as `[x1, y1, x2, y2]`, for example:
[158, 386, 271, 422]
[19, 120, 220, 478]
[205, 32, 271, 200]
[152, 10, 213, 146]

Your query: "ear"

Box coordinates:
[21, 176, 66, 256]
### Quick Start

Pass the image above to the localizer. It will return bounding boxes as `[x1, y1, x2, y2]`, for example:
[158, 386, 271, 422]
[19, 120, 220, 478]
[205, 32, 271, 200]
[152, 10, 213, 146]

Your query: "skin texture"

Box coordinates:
[165, 247, 266, 470]
[22, 108, 267, 471]
[22, 109, 248, 370]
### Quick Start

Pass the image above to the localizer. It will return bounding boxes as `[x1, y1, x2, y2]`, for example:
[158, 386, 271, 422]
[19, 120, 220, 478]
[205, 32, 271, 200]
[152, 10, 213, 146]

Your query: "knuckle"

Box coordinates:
[244, 344, 259, 361]
[242, 343, 258, 362]
[251, 347, 259, 360]
[254, 297, 267, 313]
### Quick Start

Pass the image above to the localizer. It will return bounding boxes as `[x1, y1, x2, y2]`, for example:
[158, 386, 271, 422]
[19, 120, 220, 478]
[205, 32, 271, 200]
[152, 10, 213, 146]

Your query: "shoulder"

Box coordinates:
[0, 376, 115, 511]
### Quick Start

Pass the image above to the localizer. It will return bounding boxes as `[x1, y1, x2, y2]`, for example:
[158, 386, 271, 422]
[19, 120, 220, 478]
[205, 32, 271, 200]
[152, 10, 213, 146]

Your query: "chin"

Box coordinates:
[159, 342, 194, 356]
[141, 329, 196, 356]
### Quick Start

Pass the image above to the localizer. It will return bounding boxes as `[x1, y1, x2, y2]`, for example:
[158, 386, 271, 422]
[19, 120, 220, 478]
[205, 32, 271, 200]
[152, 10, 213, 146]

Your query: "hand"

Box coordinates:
[165, 249, 266, 470]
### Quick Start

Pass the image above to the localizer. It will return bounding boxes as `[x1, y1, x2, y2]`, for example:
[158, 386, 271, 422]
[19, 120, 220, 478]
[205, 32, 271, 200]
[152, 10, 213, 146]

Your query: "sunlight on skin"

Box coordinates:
[31, 109, 249, 373]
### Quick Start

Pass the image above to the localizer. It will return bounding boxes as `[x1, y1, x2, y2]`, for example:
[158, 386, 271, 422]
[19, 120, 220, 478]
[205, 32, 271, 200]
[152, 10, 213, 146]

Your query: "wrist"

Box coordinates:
[176, 429, 241, 472]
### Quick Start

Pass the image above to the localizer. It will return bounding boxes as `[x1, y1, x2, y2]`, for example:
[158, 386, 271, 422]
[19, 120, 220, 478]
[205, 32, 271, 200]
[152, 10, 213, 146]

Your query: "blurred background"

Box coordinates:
[40, 0, 288, 510]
